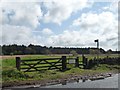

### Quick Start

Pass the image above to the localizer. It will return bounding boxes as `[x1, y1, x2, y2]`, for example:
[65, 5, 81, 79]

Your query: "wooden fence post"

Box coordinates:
[62, 56, 67, 71]
[16, 57, 21, 71]
[82, 55, 85, 69]
[85, 58, 88, 69]
[75, 57, 79, 67]
[82, 55, 88, 69]
[88, 60, 92, 69]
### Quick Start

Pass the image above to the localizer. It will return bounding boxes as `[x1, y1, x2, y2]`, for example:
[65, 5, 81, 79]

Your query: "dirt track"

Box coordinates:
[0, 54, 70, 59]
[0, 55, 30, 59]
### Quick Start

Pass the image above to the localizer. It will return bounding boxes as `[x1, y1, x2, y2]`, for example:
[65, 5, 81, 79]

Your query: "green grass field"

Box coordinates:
[1, 54, 120, 87]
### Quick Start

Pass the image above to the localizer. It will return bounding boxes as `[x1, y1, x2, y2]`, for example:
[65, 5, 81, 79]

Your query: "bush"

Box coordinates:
[70, 50, 78, 56]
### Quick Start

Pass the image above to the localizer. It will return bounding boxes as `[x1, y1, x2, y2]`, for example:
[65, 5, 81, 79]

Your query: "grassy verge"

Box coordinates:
[2, 64, 120, 87]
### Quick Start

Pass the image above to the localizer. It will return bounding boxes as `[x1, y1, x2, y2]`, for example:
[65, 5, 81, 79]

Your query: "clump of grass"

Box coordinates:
[2, 69, 29, 82]
[92, 64, 111, 71]
[65, 68, 84, 75]
[90, 64, 120, 74]
[2, 59, 16, 68]
[47, 73, 63, 80]
[39, 70, 64, 80]
[23, 70, 65, 81]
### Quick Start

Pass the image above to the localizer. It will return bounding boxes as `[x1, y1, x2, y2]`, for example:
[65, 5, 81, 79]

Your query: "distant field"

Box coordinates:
[1, 54, 119, 59]
[0, 54, 61, 59]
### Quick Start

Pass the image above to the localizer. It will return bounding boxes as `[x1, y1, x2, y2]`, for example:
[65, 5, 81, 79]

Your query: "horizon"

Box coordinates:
[0, 0, 119, 51]
[0, 44, 118, 51]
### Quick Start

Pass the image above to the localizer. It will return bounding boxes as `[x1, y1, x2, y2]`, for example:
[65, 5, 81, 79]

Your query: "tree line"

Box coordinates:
[0, 44, 119, 55]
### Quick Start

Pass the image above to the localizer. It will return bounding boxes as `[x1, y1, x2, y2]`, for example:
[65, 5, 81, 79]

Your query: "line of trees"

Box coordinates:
[0, 44, 119, 55]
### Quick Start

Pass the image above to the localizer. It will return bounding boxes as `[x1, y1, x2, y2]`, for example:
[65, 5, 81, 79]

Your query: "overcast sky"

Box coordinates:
[0, 0, 119, 51]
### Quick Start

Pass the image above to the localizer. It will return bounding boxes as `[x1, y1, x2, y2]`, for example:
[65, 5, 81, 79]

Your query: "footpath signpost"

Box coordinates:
[94, 39, 99, 59]
[94, 39, 99, 65]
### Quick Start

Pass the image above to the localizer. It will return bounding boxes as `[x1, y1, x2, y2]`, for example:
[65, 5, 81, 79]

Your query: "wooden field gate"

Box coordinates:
[16, 56, 84, 72]
[16, 56, 64, 72]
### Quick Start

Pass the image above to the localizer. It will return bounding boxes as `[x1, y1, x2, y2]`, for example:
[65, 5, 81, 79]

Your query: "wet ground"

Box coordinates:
[41, 74, 119, 88]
